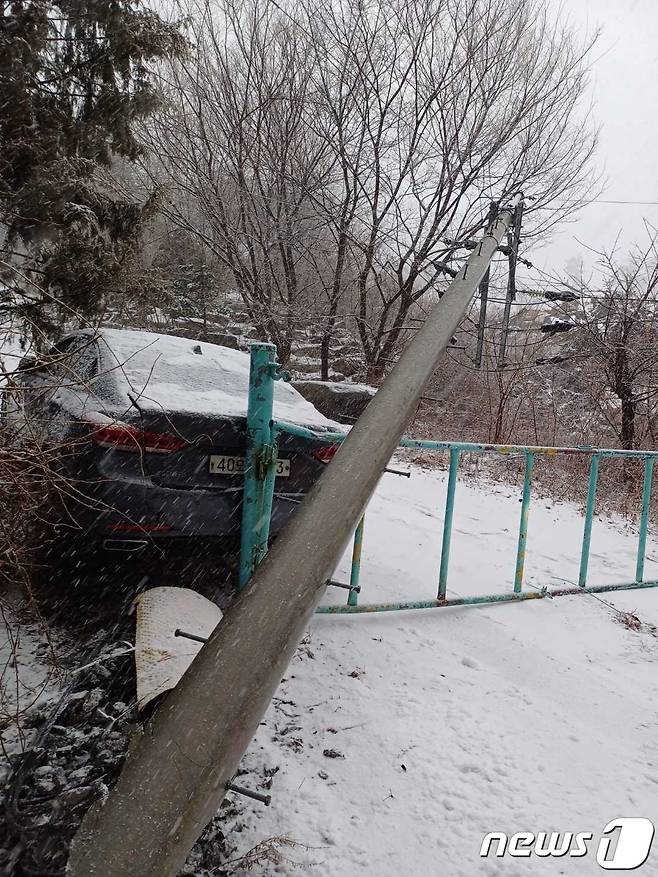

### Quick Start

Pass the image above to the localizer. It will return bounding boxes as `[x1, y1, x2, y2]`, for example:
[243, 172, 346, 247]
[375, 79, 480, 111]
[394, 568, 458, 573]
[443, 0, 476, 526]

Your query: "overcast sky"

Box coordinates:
[537, 0, 658, 277]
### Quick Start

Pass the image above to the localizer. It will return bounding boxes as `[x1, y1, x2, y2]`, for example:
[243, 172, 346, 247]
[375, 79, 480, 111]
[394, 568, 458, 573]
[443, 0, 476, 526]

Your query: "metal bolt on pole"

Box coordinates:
[67, 195, 522, 877]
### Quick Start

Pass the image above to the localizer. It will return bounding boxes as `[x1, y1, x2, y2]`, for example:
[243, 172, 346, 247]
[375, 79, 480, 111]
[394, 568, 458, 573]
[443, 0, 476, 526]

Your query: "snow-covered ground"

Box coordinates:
[3, 461, 657, 874]
[233, 463, 658, 875]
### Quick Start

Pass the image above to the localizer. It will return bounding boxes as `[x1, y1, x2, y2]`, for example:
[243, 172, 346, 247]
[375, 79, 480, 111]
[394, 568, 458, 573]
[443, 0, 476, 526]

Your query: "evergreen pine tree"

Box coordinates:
[0, 1, 186, 343]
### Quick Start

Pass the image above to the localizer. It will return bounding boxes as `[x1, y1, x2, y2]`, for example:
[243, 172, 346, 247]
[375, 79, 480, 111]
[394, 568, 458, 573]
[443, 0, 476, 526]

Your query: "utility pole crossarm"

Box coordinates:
[68, 194, 523, 877]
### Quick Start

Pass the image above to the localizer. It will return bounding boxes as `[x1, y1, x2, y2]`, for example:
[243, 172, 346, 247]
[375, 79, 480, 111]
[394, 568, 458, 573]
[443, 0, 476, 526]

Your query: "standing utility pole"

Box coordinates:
[475, 201, 499, 368]
[68, 195, 523, 877]
[497, 200, 525, 367]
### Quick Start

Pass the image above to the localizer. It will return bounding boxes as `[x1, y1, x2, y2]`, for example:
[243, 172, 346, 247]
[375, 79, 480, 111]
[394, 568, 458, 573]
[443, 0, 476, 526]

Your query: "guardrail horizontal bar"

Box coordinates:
[275, 420, 658, 460]
[315, 579, 658, 614]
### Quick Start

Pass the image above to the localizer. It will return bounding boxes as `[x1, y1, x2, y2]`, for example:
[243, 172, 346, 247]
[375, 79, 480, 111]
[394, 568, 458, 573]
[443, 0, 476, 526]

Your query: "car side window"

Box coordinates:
[49, 336, 99, 386]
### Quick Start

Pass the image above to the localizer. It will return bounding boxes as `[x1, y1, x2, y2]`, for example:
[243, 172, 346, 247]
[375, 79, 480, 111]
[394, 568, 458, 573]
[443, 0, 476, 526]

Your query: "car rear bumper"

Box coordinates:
[67, 475, 302, 545]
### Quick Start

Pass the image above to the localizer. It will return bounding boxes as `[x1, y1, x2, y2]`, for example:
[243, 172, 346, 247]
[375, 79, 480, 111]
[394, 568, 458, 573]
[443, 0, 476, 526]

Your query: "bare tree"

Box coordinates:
[144, 0, 598, 378]
[141, 0, 335, 365]
[564, 242, 658, 451]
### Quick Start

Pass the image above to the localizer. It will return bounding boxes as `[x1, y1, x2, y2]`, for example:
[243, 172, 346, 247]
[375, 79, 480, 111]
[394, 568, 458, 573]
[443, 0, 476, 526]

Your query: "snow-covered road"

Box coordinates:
[234, 464, 658, 875]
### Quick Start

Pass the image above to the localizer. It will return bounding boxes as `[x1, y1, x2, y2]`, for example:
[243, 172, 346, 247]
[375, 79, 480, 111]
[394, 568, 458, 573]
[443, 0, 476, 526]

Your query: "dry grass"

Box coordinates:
[614, 609, 643, 632]
[226, 835, 323, 872]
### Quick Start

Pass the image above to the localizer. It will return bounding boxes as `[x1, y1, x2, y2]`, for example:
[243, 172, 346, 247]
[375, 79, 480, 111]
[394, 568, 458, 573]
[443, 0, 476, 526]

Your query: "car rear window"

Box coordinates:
[50, 336, 99, 385]
[96, 329, 337, 428]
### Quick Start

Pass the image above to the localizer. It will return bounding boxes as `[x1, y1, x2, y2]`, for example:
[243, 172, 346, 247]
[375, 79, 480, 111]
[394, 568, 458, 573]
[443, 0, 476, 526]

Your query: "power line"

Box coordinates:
[584, 199, 658, 206]
[534, 198, 658, 208]
[444, 348, 591, 374]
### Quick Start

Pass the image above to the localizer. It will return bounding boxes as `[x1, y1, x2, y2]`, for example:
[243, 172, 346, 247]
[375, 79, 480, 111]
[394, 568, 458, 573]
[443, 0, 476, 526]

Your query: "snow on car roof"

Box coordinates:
[94, 328, 337, 429]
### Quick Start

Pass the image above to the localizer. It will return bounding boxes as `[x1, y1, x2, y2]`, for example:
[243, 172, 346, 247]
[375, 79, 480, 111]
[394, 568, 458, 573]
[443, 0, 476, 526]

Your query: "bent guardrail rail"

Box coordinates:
[246, 418, 658, 613]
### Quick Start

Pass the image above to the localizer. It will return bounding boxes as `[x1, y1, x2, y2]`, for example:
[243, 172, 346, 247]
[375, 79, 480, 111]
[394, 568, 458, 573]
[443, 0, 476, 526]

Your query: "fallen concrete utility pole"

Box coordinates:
[68, 194, 522, 877]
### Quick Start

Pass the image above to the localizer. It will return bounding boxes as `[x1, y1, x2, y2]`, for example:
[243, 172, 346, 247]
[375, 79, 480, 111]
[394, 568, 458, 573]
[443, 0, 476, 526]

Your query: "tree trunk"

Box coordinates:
[320, 329, 332, 381]
[620, 392, 635, 450]
[614, 343, 635, 451]
[278, 336, 292, 367]
[366, 360, 386, 384]
[320, 299, 340, 381]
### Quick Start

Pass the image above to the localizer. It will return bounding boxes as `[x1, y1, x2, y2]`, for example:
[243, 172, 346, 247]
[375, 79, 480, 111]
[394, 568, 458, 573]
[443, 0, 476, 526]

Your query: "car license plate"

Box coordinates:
[209, 454, 291, 477]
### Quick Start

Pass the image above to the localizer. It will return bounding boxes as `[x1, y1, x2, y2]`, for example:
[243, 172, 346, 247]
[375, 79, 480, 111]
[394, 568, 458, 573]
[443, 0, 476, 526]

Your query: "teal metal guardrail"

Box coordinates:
[238, 342, 288, 589]
[239, 346, 658, 612]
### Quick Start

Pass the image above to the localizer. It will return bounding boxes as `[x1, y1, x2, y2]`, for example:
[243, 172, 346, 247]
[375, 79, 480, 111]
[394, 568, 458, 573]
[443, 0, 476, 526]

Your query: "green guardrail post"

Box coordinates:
[578, 453, 600, 588]
[438, 447, 460, 599]
[347, 517, 365, 606]
[513, 451, 535, 593]
[239, 343, 277, 590]
[636, 457, 654, 583]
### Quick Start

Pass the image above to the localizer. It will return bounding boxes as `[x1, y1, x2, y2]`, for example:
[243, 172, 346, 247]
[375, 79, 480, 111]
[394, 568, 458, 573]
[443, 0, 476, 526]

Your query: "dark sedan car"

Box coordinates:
[5, 328, 338, 570]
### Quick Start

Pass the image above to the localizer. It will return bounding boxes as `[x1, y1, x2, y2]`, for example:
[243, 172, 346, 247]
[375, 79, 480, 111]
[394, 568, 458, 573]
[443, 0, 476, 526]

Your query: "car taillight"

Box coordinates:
[87, 419, 188, 454]
[312, 443, 340, 464]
